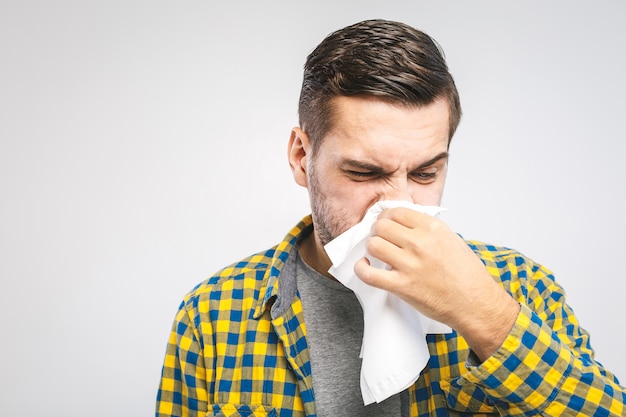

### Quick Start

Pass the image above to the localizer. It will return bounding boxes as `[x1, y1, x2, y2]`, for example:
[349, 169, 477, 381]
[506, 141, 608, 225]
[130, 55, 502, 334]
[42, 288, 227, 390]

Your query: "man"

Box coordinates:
[156, 19, 624, 416]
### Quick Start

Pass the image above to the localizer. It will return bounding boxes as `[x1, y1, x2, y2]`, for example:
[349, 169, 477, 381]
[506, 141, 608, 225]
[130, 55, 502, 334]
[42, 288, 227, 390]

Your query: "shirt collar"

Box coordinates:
[253, 215, 313, 319]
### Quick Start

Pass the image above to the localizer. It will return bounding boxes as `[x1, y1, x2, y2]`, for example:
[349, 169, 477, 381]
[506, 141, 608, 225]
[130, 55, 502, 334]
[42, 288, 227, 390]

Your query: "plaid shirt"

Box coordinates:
[156, 216, 625, 416]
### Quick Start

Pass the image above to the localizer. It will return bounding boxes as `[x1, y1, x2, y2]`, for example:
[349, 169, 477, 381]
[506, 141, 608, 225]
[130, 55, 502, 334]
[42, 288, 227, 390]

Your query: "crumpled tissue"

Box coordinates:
[323, 200, 452, 404]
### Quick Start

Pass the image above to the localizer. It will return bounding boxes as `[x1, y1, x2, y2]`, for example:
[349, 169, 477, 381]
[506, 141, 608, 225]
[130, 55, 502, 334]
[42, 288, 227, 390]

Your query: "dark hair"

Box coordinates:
[298, 19, 461, 151]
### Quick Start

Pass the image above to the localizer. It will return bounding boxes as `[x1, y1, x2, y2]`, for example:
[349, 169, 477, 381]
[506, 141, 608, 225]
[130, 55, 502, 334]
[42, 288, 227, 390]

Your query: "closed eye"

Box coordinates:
[414, 172, 436, 179]
[347, 170, 379, 178]
[410, 170, 438, 183]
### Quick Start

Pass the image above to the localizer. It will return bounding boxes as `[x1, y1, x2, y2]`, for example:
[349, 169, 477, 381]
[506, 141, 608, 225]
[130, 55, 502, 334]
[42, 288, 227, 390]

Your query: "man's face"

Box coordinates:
[306, 96, 450, 246]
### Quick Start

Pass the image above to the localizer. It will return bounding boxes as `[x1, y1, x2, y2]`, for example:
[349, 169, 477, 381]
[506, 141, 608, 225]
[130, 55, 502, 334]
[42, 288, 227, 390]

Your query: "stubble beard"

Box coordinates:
[308, 162, 352, 247]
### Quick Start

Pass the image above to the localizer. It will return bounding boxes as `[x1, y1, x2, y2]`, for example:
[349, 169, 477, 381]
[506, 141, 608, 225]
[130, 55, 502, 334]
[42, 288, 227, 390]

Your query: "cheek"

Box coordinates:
[349, 184, 386, 216]
[331, 185, 372, 206]
[326, 182, 379, 219]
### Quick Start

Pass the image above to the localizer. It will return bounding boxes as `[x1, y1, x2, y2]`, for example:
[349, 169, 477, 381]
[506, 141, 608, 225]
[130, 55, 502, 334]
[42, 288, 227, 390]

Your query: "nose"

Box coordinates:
[380, 177, 412, 202]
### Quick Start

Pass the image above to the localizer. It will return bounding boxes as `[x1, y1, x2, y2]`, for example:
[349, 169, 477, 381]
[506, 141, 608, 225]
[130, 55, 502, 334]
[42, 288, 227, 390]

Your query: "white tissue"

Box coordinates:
[324, 200, 452, 405]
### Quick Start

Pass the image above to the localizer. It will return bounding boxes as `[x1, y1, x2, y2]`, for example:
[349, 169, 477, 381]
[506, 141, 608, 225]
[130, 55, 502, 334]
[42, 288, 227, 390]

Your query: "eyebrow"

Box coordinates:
[341, 151, 449, 172]
[341, 159, 386, 174]
[415, 151, 449, 170]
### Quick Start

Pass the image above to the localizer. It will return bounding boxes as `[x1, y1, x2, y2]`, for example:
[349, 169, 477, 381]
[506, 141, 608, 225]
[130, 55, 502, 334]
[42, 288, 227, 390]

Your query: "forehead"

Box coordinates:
[319, 96, 450, 159]
[329, 95, 448, 130]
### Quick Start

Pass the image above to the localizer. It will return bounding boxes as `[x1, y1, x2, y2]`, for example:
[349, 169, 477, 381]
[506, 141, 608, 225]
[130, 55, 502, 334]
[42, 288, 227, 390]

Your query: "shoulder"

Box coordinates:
[467, 240, 536, 267]
[465, 240, 562, 305]
[179, 246, 279, 309]
[467, 240, 521, 263]
[176, 216, 313, 315]
[465, 239, 555, 283]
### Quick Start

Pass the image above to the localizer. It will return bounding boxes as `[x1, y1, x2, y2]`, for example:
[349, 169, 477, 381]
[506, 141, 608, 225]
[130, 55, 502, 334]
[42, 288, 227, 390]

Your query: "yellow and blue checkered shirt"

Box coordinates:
[156, 216, 625, 416]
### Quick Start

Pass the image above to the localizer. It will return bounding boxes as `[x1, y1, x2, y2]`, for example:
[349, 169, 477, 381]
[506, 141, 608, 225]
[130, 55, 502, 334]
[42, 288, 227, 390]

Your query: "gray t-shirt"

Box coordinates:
[295, 249, 404, 416]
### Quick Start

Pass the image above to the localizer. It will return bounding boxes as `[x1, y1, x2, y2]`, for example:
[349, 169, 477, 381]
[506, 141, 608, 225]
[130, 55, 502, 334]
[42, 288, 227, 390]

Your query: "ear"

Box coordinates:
[288, 127, 311, 188]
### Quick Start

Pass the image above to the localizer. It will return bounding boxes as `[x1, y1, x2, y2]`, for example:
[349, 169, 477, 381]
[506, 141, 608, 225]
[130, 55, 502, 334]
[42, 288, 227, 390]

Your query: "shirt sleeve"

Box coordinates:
[462, 261, 625, 416]
[156, 300, 209, 417]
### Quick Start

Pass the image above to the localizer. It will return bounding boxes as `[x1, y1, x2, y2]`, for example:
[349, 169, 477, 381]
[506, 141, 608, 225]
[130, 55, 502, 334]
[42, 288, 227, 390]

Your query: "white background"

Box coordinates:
[1, 1, 624, 415]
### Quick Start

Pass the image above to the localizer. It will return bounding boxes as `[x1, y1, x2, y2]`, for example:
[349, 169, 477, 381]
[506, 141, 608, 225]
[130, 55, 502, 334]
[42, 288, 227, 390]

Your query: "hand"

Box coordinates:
[354, 207, 520, 361]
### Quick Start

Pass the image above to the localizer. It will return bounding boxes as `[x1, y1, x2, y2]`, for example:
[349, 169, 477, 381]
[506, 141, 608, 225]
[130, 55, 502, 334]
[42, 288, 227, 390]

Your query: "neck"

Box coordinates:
[298, 231, 335, 280]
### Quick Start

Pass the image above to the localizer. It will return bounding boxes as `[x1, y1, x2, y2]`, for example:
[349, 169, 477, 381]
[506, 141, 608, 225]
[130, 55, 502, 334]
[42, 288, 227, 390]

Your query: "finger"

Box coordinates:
[377, 206, 429, 229]
[371, 217, 412, 249]
[366, 234, 414, 271]
[354, 257, 400, 293]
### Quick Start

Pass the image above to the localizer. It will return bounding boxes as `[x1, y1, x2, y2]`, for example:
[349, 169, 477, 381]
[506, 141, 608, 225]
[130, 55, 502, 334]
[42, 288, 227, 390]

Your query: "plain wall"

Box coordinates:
[1, 1, 624, 415]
